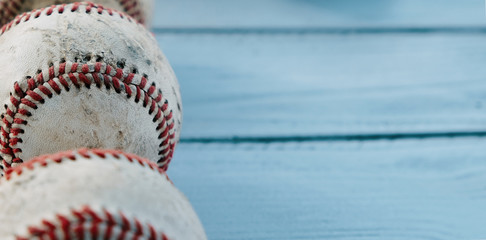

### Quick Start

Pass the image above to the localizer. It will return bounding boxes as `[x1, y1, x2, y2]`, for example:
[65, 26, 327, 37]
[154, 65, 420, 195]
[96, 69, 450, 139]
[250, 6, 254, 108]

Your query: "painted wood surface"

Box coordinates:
[153, 0, 486, 28]
[157, 34, 486, 138]
[154, 1, 486, 239]
[169, 138, 486, 240]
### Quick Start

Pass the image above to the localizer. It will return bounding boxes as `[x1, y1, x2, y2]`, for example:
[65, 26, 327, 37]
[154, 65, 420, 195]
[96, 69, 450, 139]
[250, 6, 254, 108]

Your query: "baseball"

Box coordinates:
[0, 0, 154, 26]
[0, 2, 182, 172]
[0, 148, 207, 240]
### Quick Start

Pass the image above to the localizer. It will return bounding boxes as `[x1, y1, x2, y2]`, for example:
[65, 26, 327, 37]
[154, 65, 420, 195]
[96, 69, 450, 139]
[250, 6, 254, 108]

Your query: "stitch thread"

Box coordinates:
[2, 148, 171, 182]
[0, 61, 176, 172]
[0, 0, 24, 26]
[15, 205, 171, 240]
[1, 2, 136, 35]
[0, 0, 147, 27]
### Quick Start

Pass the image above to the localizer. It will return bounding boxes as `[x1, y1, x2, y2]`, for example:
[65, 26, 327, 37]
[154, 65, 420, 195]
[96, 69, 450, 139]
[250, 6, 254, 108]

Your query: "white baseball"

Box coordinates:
[0, 2, 182, 172]
[0, 148, 207, 240]
[0, 0, 154, 26]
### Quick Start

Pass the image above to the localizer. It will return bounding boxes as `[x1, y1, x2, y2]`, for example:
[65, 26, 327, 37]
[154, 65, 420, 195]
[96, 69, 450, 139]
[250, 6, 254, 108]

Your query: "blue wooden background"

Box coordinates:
[154, 1, 486, 239]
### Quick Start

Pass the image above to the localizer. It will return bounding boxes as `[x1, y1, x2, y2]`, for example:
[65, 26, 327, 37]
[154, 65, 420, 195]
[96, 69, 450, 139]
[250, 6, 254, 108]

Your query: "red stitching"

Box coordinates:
[15, 205, 172, 240]
[1, 2, 134, 35]
[119, 0, 145, 24]
[0, 0, 24, 26]
[0, 61, 176, 172]
[0, 1, 148, 28]
[3, 148, 169, 181]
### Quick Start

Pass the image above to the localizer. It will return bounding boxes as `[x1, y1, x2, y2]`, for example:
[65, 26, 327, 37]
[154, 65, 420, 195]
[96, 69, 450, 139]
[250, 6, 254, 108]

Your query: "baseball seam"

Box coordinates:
[0, 0, 147, 27]
[0, 61, 176, 172]
[15, 205, 171, 240]
[2, 148, 170, 181]
[0, 0, 23, 26]
[1, 2, 135, 35]
[118, 0, 145, 24]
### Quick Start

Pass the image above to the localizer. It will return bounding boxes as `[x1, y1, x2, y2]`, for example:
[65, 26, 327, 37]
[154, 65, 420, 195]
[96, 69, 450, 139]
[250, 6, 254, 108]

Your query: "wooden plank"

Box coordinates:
[168, 138, 486, 240]
[153, 0, 485, 28]
[156, 34, 486, 138]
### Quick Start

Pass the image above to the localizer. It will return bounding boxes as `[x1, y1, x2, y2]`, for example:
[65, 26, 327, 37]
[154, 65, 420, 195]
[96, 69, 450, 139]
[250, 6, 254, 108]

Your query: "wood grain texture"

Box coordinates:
[157, 34, 486, 138]
[153, 0, 485, 28]
[169, 138, 486, 240]
[153, 2, 486, 239]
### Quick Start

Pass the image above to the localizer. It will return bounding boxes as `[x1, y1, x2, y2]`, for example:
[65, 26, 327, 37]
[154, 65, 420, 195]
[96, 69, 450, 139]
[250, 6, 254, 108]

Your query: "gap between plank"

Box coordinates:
[152, 26, 486, 35]
[180, 131, 486, 144]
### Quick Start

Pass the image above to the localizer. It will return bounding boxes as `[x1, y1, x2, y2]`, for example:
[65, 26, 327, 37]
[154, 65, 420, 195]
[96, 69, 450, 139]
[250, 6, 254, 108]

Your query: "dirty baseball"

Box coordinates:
[0, 2, 182, 172]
